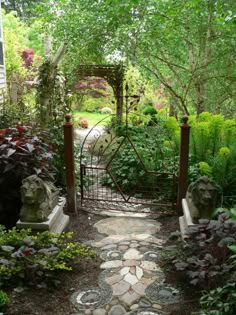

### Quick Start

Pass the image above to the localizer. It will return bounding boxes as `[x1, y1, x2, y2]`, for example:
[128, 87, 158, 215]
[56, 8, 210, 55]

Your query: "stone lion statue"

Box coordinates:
[20, 175, 59, 222]
[186, 176, 219, 223]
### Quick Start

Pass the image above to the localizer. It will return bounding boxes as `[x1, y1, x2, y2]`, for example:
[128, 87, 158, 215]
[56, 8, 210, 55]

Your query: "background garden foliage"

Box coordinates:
[188, 113, 236, 201]
[94, 111, 236, 205]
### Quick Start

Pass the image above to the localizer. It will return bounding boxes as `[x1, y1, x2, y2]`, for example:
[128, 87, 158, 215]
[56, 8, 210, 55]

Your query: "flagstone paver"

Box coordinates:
[136, 266, 143, 280]
[102, 244, 118, 250]
[123, 248, 143, 260]
[105, 274, 124, 286]
[132, 282, 147, 295]
[112, 280, 131, 296]
[119, 290, 141, 306]
[140, 261, 161, 272]
[124, 273, 139, 285]
[120, 266, 130, 276]
[123, 259, 141, 267]
[100, 260, 123, 269]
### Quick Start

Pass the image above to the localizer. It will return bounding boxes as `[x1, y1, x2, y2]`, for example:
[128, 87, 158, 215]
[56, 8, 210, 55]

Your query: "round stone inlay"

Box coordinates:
[101, 250, 123, 261]
[76, 290, 101, 305]
[145, 282, 182, 305]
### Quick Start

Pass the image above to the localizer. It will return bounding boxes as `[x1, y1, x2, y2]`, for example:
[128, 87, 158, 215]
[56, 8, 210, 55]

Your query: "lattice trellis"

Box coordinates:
[77, 64, 124, 117]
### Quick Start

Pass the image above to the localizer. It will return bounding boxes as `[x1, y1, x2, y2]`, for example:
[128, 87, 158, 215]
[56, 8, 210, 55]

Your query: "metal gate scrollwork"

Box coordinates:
[79, 87, 178, 212]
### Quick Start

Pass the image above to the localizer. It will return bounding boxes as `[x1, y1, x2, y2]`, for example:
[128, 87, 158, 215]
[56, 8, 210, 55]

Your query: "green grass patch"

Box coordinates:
[72, 111, 111, 127]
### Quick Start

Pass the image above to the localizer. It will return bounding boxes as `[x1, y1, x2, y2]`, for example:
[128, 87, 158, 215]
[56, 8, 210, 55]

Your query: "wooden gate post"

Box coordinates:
[177, 116, 190, 214]
[64, 114, 77, 213]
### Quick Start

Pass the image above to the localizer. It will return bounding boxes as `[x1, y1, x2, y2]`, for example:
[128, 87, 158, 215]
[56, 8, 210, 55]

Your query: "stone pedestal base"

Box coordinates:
[17, 197, 69, 233]
[179, 198, 205, 240]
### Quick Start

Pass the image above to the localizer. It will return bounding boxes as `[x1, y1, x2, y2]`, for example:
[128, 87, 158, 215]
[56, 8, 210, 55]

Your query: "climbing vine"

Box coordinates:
[36, 59, 70, 128]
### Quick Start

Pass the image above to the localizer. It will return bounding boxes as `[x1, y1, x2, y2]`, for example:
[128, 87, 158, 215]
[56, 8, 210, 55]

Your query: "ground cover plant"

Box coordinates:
[0, 225, 95, 288]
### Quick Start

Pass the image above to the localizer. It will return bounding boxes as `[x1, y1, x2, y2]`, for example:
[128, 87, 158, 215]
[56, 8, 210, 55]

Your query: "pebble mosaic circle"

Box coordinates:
[145, 282, 182, 305]
[143, 251, 161, 262]
[76, 290, 100, 305]
[71, 289, 103, 310]
[71, 271, 113, 311]
[100, 250, 123, 261]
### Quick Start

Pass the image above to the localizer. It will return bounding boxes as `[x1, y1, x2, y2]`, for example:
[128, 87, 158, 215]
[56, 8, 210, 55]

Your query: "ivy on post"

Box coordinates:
[36, 41, 67, 128]
[64, 114, 77, 213]
[177, 116, 190, 215]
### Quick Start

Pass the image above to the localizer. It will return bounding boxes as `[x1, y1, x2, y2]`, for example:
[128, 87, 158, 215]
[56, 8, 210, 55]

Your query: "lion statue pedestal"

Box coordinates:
[17, 175, 69, 233]
[179, 176, 219, 239]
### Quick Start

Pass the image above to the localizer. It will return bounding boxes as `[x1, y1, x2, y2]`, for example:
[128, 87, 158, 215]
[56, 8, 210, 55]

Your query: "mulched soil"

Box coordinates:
[4, 210, 200, 315]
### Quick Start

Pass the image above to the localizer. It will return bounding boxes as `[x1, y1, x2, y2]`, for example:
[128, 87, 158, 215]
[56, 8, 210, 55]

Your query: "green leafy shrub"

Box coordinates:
[100, 139, 146, 192]
[127, 113, 145, 126]
[172, 213, 236, 288]
[189, 113, 236, 201]
[0, 93, 36, 129]
[100, 123, 178, 194]
[0, 290, 9, 311]
[199, 282, 236, 315]
[142, 105, 157, 116]
[100, 107, 113, 114]
[80, 97, 113, 113]
[0, 226, 95, 287]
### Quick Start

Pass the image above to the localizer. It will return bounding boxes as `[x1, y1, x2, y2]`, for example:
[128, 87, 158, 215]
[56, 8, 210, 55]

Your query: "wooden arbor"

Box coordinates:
[77, 64, 124, 117]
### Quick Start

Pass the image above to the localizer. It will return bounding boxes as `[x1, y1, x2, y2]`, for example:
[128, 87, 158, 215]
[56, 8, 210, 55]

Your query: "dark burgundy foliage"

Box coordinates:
[74, 76, 110, 98]
[172, 213, 236, 288]
[0, 125, 56, 228]
[22, 48, 35, 68]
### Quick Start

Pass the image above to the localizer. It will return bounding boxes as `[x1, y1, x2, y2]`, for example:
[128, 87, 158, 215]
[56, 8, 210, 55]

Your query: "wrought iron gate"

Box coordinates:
[79, 107, 178, 213]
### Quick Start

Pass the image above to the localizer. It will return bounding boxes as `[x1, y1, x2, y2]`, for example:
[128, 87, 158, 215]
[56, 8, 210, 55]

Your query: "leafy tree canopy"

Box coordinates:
[4, 0, 236, 116]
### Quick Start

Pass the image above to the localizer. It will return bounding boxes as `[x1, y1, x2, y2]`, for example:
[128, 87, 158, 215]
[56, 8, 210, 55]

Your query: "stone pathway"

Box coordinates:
[70, 215, 182, 315]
